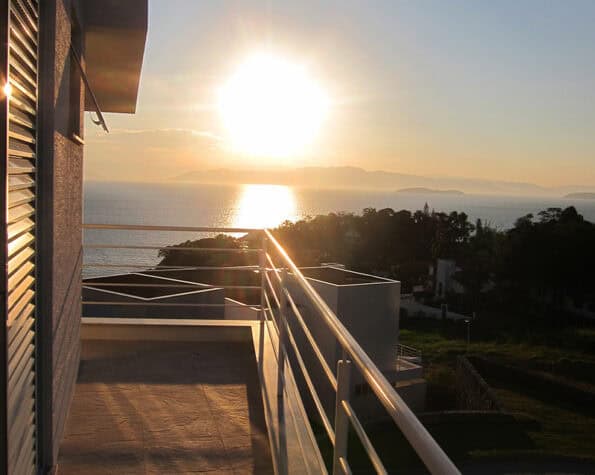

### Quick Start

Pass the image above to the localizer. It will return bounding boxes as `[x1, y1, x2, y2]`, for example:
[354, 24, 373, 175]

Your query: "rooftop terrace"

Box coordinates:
[58, 337, 273, 474]
[83, 272, 214, 299]
[300, 266, 392, 286]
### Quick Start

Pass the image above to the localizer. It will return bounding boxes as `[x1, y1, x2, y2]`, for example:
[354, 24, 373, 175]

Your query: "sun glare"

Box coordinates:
[233, 184, 297, 229]
[217, 53, 329, 158]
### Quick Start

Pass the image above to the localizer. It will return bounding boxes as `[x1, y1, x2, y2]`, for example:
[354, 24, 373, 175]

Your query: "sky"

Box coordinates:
[85, 0, 595, 188]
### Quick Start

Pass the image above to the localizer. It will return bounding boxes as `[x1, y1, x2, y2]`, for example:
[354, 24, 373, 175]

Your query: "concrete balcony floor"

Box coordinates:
[57, 339, 274, 474]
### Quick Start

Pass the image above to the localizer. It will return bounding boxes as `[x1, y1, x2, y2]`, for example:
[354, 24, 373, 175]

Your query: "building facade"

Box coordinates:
[286, 266, 426, 419]
[0, 1, 147, 473]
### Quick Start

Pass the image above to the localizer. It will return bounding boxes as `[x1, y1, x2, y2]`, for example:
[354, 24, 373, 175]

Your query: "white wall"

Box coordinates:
[224, 298, 260, 320]
[285, 268, 412, 419]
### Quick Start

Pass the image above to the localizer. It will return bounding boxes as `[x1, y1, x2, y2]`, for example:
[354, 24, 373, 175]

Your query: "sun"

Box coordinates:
[217, 53, 329, 158]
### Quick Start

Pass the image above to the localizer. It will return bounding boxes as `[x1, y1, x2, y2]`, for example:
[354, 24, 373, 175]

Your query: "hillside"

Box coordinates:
[565, 192, 595, 200]
[173, 167, 557, 196]
[397, 187, 464, 195]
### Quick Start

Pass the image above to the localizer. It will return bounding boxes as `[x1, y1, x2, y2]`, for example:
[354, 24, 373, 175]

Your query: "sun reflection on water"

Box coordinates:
[233, 184, 297, 229]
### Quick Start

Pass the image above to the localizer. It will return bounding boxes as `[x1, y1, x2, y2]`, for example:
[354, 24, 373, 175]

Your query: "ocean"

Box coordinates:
[83, 181, 595, 276]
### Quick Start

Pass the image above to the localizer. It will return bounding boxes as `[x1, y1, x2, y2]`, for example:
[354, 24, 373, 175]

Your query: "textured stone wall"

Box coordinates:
[52, 0, 84, 461]
[38, 0, 85, 467]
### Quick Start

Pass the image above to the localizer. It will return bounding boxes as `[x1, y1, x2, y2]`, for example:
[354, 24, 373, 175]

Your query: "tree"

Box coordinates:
[158, 234, 250, 267]
[498, 206, 595, 317]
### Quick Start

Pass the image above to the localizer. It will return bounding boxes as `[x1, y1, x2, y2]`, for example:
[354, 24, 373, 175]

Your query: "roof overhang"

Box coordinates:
[83, 0, 148, 114]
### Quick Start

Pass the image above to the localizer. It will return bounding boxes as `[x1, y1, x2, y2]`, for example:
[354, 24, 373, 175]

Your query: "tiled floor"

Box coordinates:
[57, 340, 274, 474]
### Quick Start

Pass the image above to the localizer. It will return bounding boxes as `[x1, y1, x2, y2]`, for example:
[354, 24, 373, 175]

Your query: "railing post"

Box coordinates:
[277, 267, 288, 397]
[333, 358, 351, 475]
[259, 233, 267, 323]
[258, 233, 267, 374]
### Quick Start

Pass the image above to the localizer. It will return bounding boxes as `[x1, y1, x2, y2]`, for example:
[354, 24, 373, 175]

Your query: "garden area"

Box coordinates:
[397, 317, 595, 472]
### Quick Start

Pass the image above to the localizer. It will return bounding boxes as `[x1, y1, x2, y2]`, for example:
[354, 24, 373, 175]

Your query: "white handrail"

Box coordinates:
[265, 229, 460, 475]
[83, 223, 259, 233]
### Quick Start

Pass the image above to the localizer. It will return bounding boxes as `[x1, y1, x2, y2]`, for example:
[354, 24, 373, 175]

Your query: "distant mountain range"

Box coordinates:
[173, 166, 595, 197]
[564, 192, 595, 200]
[397, 187, 464, 196]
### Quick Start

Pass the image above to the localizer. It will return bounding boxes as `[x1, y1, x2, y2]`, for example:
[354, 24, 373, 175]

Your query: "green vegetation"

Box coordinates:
[275, 205, 595, 321]
[310, 318, 595, 472]
[492, 387, 595, 460]
[400, 318, 595, 464]
[159, 204, 595, 324]
[157, 234, 261, 303]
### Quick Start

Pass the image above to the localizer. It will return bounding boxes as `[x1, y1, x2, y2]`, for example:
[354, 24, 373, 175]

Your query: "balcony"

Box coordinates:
[57, 224, 460, 474]
[58, 331, 273, 474]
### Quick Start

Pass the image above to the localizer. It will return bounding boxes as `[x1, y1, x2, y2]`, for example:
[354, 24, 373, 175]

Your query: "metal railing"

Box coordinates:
[263, 230, 458, 475]
[82, 224, 263, 317]
[397, 343, 422, 362]
[81, 223, 460, 475]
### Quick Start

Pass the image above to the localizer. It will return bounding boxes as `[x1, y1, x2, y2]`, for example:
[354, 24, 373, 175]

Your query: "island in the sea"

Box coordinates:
[565, 192, 595, 200]
[396, 187, 465, 196]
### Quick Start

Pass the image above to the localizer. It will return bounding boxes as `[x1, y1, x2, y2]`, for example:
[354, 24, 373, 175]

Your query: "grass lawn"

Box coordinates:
[488, 385, 595, 460]
[400, 325, 595, 368]
[310, 320, 595, 473]
[398, 319, 595, 465]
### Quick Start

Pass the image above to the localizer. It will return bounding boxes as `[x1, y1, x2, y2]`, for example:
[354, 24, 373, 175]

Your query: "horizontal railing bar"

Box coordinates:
[264, 230, 459, 475]
[145, 266, 258, 275]
[284, 287, 338, 391]
[398, 344, 419, 352]
[341, 400, 387, 475]
[265, 252, 283, 284]
[263, 312, 318, 473]
[82, 264, 259, 271]
[82, 283, 260, 290]
[83, 223, 262, 233]
[284, 312, 336, 446]
[259, 301, 325, 473]
[398, 349, 420, 356]
[262, 291, 280, 337]
[397, 344, 422, 359]
[83, 244, 260, 253]
[265, 280, 334, 465]
[263, 274, 338, 460]
[264, 271, 282, 310]
[82, 301, 258, 308]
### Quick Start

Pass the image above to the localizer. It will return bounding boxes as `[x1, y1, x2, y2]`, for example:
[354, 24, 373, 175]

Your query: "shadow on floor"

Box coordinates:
[58, 340, 274, 474]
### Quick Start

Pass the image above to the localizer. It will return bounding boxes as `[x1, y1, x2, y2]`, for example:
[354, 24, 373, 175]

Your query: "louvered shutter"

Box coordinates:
[2, 0, 38, 473]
